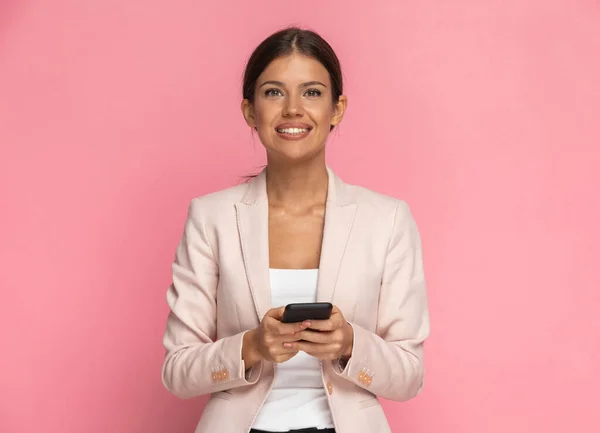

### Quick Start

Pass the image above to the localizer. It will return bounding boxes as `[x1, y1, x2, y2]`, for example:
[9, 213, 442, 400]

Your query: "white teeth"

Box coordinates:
[277, 127, 309, 134]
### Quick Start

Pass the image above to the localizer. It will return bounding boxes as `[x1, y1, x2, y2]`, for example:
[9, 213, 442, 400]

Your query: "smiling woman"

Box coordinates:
[161, 27, 430, 433]
[241, 29, 347, 164]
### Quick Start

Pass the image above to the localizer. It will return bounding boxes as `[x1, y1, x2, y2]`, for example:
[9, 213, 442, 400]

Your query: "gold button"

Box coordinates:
[357, 371, 365, 381]
[211, 373, 218, 381]
[366, 376, 373, 386]
[222, 370, 229, 380]
[326, 382, 333, 395]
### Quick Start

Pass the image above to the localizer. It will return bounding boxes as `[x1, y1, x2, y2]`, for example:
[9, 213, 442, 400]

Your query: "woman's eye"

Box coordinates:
[305, 89, 322, 98]
[265, 88, 282, 97]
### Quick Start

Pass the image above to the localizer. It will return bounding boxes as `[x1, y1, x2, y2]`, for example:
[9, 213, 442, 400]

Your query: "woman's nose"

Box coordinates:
[282, 96, 303, 117]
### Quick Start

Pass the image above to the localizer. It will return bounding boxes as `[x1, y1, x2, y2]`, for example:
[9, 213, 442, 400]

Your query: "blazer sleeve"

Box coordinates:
[333, 200, 430, 401]
[161, 198, 262, 399]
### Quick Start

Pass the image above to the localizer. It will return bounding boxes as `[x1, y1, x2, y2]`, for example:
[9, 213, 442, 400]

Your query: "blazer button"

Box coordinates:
[211, 373, 218, 381]
[222, 370, 229, 380]
[366, 376, 373, 386]
[357, 371, 365, 382]
[326, 382, 333, 395]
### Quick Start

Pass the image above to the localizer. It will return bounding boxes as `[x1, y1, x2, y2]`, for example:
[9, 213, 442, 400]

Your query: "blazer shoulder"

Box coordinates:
[186, 181, 249, 217]
[350, 184, 420, 247]
[352, 184, 411, 216]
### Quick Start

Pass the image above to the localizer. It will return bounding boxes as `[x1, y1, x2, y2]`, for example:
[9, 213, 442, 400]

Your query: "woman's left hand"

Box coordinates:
[295, 305, 354, 361]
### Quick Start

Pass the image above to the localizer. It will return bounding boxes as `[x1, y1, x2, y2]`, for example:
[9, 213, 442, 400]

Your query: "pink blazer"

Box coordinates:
[161, 167, 430, 433]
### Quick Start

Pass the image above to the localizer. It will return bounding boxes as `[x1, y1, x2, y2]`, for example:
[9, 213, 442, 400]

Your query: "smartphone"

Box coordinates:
[281, 302, 333, 323]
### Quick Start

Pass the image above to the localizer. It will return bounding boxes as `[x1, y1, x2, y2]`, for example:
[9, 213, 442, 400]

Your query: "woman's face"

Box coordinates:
[242, 53, 347, 163]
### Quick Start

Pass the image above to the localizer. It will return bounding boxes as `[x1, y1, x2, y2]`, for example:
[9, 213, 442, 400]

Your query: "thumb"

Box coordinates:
[266, 306, 285, 320]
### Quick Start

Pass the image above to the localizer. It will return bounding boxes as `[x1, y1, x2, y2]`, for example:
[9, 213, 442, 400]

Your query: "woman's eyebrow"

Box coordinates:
[300, 81, 327, 88]
[259, 80, 285, 88]
[258, 80, 328, 88]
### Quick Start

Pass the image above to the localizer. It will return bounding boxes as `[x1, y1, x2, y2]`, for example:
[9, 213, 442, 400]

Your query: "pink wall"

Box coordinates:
[1, 1, 599, 432]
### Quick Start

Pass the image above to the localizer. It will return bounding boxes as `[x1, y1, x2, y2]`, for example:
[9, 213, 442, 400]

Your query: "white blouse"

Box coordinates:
[251, 269, 335, 431]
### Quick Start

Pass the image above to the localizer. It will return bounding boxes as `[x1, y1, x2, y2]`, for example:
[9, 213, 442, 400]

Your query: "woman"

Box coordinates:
[161, 27, 430, 433]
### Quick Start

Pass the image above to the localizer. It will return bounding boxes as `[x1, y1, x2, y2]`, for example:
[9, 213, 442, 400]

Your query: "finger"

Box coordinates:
[264, 331, 302, 346]
[306, 319, 337, 331]
[264, 333, 303, 352]
[266, 318, 312, 335]
[268, 339, 301, 355]
[263, 308, 312, 333]
[306, 320, 333, 331]
[308, 307, 345, 331]
[296, 329, 334, 344]
[282, 341, 296, 349]
[276, 342, 301, 353]
[265, 306, 286, 320]
[276, 333, 303, 345]
[297, 342, 340, 360]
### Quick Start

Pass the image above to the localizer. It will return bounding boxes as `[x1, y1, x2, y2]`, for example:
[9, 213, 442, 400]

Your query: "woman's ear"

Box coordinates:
[331, 95, 348, 127]
[241, 99, 256, 128]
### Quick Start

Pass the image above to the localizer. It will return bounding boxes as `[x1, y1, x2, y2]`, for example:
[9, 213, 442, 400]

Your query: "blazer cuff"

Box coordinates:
[240, 330, 262, 384]
[332, 321, 357, 374]
[331, 322, 372, 388]
[214, 330, 262, 387]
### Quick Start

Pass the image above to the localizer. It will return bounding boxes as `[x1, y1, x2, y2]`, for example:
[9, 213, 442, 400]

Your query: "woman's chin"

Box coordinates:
[266, 146, 324, 163]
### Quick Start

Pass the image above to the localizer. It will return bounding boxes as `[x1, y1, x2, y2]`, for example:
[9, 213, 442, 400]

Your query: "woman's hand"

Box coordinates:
[295, 306, 354, 361]
[242, 307, 310, 368]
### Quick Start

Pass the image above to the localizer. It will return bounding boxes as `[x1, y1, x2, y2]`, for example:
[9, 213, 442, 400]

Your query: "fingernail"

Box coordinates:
[283, 343, 291, 348]
[303, 321, 311, 327]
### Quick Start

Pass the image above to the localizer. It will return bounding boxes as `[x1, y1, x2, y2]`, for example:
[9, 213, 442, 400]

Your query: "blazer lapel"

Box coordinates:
[316, 168, 357, 303]
[235, 170, 271, 321]
[235, 167, 357, 320]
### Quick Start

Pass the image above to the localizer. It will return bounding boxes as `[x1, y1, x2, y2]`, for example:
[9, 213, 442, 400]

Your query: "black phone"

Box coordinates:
[281, 302, 333, 323]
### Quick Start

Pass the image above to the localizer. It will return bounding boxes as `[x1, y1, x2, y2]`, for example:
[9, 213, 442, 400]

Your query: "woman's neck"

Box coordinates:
[265, 159, 328, 208]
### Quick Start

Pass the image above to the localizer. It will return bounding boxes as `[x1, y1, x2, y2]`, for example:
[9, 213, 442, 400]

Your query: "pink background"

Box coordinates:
[1, 1, 599, 432]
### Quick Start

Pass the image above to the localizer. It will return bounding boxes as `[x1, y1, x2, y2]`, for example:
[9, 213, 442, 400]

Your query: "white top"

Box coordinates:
[251, 269, 335, 431]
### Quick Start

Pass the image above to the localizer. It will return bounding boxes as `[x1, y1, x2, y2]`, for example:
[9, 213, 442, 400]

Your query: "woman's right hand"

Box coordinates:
[242, 306, 310, 368]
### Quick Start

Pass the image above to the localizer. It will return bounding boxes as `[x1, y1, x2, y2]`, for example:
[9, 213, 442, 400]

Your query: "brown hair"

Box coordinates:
[243, 27, 343, 109]
[241, 27, 343, 180]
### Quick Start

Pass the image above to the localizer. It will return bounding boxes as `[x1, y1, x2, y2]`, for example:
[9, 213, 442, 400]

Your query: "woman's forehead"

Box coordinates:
[258, 54, 331, 86]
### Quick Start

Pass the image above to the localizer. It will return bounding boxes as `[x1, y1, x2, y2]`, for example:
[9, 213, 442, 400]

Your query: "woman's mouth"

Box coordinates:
[275, 125, 312, 140]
